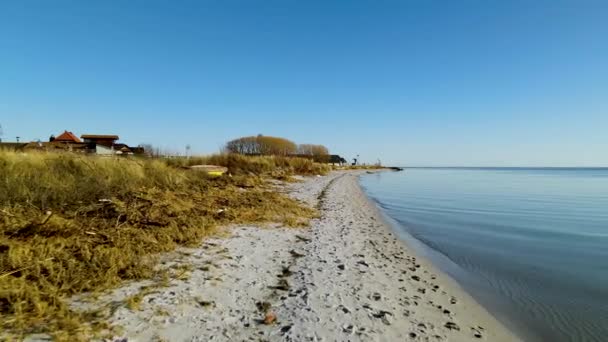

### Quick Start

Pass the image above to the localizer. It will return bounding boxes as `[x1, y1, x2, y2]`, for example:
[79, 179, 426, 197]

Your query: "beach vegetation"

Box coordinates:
[0, 150, 321, 339]
[224, 135, 297, 156]
[296, 144, 330, 162]
[223, 135, 332, 163]
[164, 153, 331, 178]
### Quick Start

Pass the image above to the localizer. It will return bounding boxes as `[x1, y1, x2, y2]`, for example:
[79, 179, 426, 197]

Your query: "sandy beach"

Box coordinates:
[75, 171, 519, 341]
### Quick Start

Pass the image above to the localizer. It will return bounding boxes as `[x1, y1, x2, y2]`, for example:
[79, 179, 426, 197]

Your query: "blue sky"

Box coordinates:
[1, 0, 607, 166]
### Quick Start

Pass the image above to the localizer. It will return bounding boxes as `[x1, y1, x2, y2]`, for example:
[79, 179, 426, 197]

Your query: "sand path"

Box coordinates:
[73, 171, 519, 341]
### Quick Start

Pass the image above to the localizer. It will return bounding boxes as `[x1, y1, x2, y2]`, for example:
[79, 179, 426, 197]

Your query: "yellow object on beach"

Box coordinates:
[207, 170, 225, 176]
[189, 165, 228, 176]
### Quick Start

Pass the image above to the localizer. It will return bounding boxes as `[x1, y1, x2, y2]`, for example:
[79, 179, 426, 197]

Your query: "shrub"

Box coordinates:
[164, 153, 331, 177]
[224, 135, 297, 156]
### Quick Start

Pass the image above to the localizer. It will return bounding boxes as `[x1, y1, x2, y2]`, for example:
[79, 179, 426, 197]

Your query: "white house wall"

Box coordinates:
[95, 144, 114, 155]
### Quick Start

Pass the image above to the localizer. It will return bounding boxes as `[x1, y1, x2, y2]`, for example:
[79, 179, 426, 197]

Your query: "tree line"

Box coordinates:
[224, 135, 330, 161]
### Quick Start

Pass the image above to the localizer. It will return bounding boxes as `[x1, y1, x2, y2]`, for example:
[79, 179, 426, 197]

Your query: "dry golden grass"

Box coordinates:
[165, 153, 331, 179]
[0, 151, 319, 339]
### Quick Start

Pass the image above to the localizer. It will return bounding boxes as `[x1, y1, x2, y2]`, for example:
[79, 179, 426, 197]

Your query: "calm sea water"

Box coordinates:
[360, 168, 608, 342]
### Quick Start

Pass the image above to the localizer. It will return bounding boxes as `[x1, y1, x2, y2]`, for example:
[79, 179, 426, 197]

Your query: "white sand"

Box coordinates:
[73, 171, 520, 341]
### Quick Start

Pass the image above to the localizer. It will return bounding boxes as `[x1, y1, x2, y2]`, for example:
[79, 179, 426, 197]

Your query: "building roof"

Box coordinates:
[113, 143, 132, 152]
[55, 130, 82, 143]
[81, 134, 119, 140]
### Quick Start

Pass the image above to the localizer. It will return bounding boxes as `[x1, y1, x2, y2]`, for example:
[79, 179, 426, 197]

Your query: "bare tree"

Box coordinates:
[225, 135, 297, 156]
[297, 144, 330, 162]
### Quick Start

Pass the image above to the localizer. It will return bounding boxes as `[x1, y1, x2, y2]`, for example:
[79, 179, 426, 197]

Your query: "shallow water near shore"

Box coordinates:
[360, 168, 608, 342]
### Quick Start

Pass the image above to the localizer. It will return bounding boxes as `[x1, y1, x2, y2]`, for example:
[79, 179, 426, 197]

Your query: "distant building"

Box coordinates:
[113, 143, 145, 156]
[80, 134, 119, 155]
[81, 134, 118, 146]
[329, 155, 347, 165]
[79, 134, 144, 156]
[0, 131, 85, 152]
[38, 130, 88, 152]
[54, 130, 82, 143]
[2, 131, 143, 156]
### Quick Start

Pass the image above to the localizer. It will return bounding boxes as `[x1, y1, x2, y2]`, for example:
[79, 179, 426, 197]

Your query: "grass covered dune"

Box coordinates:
[0, 151, 329, 339]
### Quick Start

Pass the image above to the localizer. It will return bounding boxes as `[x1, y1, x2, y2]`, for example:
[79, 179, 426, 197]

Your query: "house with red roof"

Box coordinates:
[53, 131, 82, 143]
[14, 130, 145, 156]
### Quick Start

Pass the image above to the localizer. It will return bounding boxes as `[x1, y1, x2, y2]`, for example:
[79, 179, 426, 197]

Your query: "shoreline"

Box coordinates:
[355, 171, 524, 341]
[66, 170, 519, 341]
[359, 174, 535, 341]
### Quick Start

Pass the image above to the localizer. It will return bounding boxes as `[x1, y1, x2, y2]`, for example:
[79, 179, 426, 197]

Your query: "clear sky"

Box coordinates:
[1, 0, 607, 166]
